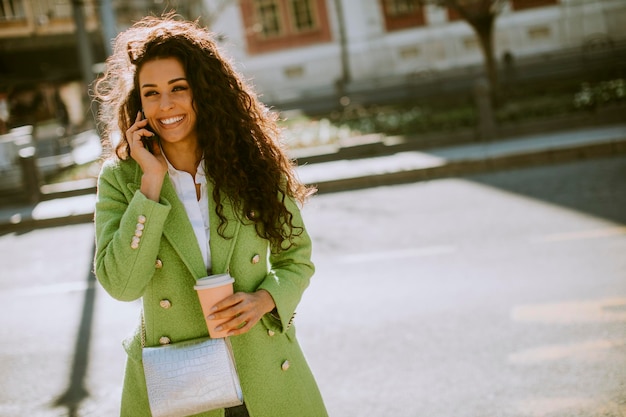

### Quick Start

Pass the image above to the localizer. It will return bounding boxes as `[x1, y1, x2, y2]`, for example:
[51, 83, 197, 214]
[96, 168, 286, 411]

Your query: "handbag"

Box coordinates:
[141, 315, 244, 417]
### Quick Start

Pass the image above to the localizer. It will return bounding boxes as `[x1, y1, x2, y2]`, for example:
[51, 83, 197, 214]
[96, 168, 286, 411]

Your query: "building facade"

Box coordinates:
[210, 0, 626, 109]
[1, 0, 624, 131]
[0, 0, 179, 132]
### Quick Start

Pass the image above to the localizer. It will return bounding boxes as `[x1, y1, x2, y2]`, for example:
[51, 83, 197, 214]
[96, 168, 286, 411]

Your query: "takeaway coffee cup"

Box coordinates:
[194, 273, 235, 338]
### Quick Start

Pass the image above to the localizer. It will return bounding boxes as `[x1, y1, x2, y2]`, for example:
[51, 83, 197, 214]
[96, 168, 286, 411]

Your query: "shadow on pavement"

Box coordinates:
[465, 154, 626, 226]
[52, 244, 97, 417]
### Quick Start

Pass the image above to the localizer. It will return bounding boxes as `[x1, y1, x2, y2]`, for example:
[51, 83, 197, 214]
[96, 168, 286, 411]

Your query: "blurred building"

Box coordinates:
[0, 0, 104, 132]
[211, 0, 626, 111]
[1, 0, 625, 128]
[0, 0, 205, 133]
[0, 0, 155, 192]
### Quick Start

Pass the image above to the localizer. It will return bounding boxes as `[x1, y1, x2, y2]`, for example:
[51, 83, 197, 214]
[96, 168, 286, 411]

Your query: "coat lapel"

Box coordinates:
[159, 176, 208, 279]
[206, 180, 241, 275]
[128, 163, 240, 278]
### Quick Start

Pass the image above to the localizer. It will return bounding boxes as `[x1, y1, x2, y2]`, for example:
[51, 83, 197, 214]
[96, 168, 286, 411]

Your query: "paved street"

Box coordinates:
[1, 155, 625, 417]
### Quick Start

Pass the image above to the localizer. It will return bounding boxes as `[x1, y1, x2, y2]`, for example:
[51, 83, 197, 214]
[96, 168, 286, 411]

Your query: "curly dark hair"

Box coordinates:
[93, 14, 315, 250]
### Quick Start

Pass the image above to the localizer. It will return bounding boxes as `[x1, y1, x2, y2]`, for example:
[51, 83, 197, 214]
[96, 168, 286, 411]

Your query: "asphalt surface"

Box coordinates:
[298, 157, 626, 417]
[1, 156, 625, 417]
[1, 124, 625, 417]
[0, 123, 625, 233]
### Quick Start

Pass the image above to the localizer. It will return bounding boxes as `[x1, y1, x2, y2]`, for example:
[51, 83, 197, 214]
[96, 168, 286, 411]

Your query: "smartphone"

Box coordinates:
[141, 110, 158, 153]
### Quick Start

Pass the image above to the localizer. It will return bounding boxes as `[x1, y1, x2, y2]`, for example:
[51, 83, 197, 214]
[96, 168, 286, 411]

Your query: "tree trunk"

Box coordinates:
[469, 17, 498, 103]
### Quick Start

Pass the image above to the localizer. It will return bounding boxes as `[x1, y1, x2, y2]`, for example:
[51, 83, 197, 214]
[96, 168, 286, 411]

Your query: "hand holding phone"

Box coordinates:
[131, 111, 167, 201]
[140, 110, 159, 154]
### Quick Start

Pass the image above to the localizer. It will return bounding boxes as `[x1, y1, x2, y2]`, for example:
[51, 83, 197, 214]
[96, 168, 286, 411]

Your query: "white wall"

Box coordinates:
[210, 0, 625, 106]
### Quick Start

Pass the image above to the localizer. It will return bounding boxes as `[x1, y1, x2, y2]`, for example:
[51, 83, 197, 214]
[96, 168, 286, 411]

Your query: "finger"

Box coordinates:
[127, 128, 153, 147]
[210, 293, 245, 315]
[227, 320, 253, 336]
[135, 128, 153, 137]
[212, 301, 260, 329]
[208, 305, 245, 323]
[216, 314, 255, 336]
[127, 114, 149, 134]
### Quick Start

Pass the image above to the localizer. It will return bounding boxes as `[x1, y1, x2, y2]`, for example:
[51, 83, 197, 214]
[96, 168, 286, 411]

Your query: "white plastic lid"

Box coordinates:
[194, 273, 234, 290]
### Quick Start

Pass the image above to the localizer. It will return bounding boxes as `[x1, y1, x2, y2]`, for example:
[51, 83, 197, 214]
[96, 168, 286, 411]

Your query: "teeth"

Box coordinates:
[161, 116, 184, 125]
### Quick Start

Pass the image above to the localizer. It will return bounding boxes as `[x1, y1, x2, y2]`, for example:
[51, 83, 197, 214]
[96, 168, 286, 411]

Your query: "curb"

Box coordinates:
[0, 192, 96, 234]
[0, 211, 94, 234]
[309, 139, 626, 193]
[1, 137, 625, 233]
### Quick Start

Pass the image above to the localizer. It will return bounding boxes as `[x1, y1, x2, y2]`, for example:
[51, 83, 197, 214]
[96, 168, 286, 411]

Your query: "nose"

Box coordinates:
[160, 94, 174, 111]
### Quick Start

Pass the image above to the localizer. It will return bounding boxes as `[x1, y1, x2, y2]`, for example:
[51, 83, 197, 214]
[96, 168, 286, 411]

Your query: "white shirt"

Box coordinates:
[164, 156, 211, 272]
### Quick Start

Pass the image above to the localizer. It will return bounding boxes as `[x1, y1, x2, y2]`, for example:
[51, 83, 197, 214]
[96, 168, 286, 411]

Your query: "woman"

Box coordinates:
[93, 15, 328, 417]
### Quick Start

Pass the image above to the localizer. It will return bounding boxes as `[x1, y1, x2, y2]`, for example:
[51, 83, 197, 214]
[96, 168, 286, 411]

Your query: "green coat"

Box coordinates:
[94, 158, 328, 417]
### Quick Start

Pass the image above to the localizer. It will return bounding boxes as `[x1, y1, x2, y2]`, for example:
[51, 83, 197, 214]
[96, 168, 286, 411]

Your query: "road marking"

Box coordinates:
[511, 297, 626, 324]
[0, 280, 94, 297]
[508, 339, 625, 365]
[514, 396, 596, 417]
[336, 245, 456, 264]
[530, 226, 626, 243]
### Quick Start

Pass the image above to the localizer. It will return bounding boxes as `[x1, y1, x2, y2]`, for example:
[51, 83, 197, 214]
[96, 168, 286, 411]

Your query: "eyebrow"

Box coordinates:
[141, 77, 187, 88]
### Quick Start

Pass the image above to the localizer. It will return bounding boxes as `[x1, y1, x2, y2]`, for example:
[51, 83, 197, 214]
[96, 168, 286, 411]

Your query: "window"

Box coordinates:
[380, 0, 426, 32]
[511, 0, 558, 11]
[291, 0, 315, 32]
[0, 0, 26, 22]
[255, 0, 282, 38]
[241, 0, 331, 54]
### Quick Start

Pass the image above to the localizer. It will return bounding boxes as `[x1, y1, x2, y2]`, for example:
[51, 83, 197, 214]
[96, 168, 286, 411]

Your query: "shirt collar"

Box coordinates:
[163, 153, 206, 184]
[196, 160, 207, 185]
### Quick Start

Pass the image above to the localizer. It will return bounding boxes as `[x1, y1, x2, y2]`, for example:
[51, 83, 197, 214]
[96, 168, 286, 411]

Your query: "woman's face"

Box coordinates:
[138, 57, 198, 148]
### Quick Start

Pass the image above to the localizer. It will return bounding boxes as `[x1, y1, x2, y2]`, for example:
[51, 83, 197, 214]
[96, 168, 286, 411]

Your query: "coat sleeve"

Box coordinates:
[94, 160, 172, 301]
[256, 195, 315, 333]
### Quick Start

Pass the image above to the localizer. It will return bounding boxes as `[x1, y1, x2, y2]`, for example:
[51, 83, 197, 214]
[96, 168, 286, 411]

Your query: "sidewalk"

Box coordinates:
[1, 123, 625, 233]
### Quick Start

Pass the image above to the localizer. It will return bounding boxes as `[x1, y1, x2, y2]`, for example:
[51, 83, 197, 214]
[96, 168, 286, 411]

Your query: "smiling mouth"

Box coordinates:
[160, 115, 184, 125]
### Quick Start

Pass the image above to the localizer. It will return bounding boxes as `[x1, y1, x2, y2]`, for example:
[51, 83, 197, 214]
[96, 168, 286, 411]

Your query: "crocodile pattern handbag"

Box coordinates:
[142, 320, 243, 417]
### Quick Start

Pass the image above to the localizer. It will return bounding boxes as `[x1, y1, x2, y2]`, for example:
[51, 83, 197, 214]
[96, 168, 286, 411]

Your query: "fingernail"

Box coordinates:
[215, 326, 223, 331]
[210, 306, 217, 312]
[207, 315, 215, 320]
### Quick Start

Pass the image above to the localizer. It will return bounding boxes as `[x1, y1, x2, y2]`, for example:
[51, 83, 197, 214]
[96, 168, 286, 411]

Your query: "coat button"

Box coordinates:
[251, 254, 260, 264]
[159, 336, 171, 345]
[267, 330, 275, 337]
[138, 215, 147, 224]
[155, 258, 163, 269]
[159, 299, 172, 309]
[281, 360, 290, 371]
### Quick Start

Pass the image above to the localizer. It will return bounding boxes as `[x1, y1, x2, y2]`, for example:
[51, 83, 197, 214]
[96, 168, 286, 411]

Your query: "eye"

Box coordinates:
[172, 85, 188, 92]
[143, 90, 158, 98]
